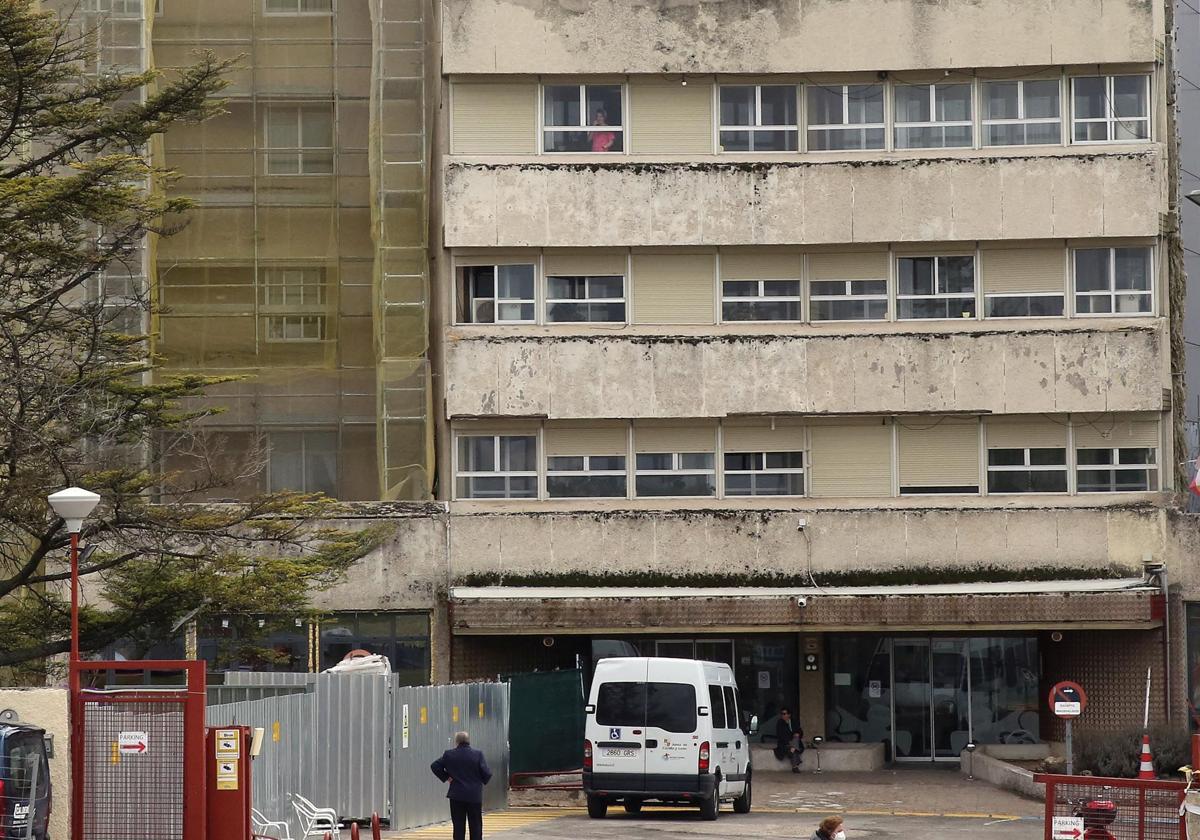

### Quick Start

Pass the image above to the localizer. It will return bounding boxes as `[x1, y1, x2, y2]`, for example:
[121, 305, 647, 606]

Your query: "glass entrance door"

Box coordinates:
[892, 638, 970, 761]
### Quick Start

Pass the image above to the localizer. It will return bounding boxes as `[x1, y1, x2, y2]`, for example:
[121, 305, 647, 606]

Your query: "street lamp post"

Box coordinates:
[47, 487, 101, 665]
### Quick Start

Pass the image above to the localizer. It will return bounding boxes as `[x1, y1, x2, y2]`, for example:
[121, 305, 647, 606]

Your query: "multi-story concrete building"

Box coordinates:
[70, 0, 1200, 757]
[431, 0, 1192, 757]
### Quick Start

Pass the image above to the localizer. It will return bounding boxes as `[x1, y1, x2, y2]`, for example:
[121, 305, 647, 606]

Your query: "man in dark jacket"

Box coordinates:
[773, 707, 804, 772]
[431, 731, 493, 840]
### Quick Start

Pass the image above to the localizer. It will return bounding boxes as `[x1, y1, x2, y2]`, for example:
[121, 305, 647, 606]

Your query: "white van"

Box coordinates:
[582, 657, 755, 821]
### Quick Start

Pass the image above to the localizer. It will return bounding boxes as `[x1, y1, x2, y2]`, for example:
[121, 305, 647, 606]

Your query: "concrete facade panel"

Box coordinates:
[442, 329, 1166, 419]
[442, 0, 1156, 75]
[443, 155, 1162, 248]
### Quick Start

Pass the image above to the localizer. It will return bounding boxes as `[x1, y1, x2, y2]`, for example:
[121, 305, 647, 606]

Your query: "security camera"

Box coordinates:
[796, 596, 808, 608]
[796, 517, 807, 531]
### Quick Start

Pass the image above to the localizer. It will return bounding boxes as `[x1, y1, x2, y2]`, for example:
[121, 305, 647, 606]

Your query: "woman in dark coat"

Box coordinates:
[773, 707, 804, 772]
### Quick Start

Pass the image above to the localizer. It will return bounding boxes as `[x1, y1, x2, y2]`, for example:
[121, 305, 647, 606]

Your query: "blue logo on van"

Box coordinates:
[609, 728, 621, 739]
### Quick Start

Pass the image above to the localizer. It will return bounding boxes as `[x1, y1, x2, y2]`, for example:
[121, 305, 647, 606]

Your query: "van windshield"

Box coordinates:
[596, 681, 697, 733]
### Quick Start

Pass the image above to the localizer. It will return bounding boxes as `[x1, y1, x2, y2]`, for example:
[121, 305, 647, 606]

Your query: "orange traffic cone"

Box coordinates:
[1137, 732, 1156, 779]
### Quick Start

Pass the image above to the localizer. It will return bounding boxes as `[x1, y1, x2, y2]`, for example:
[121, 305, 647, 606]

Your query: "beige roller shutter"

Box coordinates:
[451, 82, 537, 155]
[544, 251, 627, 277]
[981, 248, 1066, 294]
[545, 424, 629, 456]
[723, 421, 806, 452]
[809, 251, 889, 281]
[809, 423, 892, 497]
[1073, 414, 1161, 449]
[720, 251, 802, 281]
[629, 80, 714, 154]
[985, 416, 1069, 449]
[898, 418, 980, 489]
[631, 253, 716, 324]
[634, 424, 717, 453]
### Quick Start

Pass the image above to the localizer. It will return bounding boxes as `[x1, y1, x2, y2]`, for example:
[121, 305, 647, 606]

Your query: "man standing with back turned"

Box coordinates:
[431, 731, 493, 840]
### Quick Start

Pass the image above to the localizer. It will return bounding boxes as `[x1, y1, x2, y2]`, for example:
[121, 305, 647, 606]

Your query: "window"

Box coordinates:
[266, 314, 325, 341]
[985, 293, 1064, 318]
[635, 452, 715, 497]
[545, 275, 625, 323]
[982, 79, 1062, 146]
[986, 448, 1067, 493]
[724, 452, 805, 496]
[546, 455, 626, 498]
[269, 430, 336, 495]
[897, 256, 976, 319]
[708, 684, 727, 725]
[543, 85, 623, 153]
[596, 682, 646, 727]
[893, 83, 973, 149]
[1073, 247, 1152, 315]
[455, 435, 537, 499]
[262, 268, 326, 307]
[596, 682, 697, 733]
[722, 685, 739, 730]
[1077, 448, 1158, 492]
[455, 264, 536, 324]
[265, 0, 331, 12]
[809, 279, 888, 321]
[721, 279, 801, 321]
[265, 105, 333, 174]
[318, 612, 431, 684]
[806, 84, 885, 151]
[719, 85, 799, 152]
[1071, 75, 1150, 143]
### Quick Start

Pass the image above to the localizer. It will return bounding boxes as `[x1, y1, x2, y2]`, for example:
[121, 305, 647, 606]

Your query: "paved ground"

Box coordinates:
[390, 768, 1045, 839]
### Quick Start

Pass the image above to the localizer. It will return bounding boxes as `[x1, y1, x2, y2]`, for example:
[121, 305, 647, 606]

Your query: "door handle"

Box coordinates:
[736, 741, 742, 749]
[645, 739, 658, 748]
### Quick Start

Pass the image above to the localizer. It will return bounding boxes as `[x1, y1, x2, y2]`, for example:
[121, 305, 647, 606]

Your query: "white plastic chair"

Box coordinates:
[290, 793, 340, 840]
[252, 807, 293, 840]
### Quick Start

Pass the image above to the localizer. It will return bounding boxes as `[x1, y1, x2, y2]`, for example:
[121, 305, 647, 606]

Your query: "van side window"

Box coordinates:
[646, 683, 697, 733]
[707, 685, 726, 728]
[722, 686, 738, 730]
[596, 681, 647, 727]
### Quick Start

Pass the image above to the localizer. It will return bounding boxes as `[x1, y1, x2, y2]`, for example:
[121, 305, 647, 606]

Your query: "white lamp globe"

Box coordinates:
[47, 487, 101, 534]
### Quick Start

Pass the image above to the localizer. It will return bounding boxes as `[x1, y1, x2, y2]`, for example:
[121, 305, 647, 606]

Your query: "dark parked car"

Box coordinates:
[1, 724, 51, 840]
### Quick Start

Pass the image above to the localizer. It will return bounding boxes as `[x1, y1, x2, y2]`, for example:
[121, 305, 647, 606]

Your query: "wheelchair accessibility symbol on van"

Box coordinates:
[609, 728, 621, 739]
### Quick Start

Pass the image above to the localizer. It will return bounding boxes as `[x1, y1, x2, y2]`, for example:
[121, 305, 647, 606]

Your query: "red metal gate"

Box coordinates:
[71, 661, 206, 840]
[1036, 773, 1186, 840]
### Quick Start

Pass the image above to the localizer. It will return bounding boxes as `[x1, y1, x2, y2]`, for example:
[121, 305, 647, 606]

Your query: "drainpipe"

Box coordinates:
[1145, 558, 1170, 724]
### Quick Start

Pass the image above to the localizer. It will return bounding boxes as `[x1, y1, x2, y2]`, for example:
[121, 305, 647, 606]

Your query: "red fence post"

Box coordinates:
[351, 823, 360, 840]
[372, 812, 382, 840]
[1193, 734, 1200, 771]
[1042, 777, 1055, 840]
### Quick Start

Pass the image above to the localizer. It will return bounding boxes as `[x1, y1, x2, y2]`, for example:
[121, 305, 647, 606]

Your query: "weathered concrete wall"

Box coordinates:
[443, 154, 1162, 248]
[442, 0, 1157, 74]
[446, 505, 1169, 581]
[0, 689, 68, 840]
[443, 327, 1165, 419]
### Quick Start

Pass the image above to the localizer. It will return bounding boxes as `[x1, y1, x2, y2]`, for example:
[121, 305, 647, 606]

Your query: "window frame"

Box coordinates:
[263, 0, 333, 15]
[717, 84, 800, 153]
[895, 254, 978, 321]
[805, 83, 887, 152]
[1075, 447, 1159, 493]
[892, 82, 975, 150]
[985, 446, 1069, 495]
[546, 453, 629, 498]
[454, 263, 538, 325]
[981, 78, 1064, 148]
[544, 273, 627, 324]
[808, 277, 890, 322]
[982, 291, 1066, 319]
[634, 451, 717, 498]
[267, 429, 338, 495]
[1070, 246, 1154, 317]
[1069, 74, 1151, 145]
[722, 450, 806, 497]
[265, 313, 326, 343]
[454, 434, 540, 500]
[719, 278, 803, 323]
[261, 267, 327, 309]
[540, 83, 626, 155]
[263, 103, 335, 176]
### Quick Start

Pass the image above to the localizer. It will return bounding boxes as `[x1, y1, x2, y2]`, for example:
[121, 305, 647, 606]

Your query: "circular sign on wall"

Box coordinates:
[1048, 680, 1087, 719]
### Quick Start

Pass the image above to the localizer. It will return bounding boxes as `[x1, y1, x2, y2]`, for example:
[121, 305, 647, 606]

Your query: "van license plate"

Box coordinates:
[603, 748, 638, 758]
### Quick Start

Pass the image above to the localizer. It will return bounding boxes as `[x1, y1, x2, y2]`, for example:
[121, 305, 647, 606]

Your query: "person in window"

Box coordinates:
[774, 706, 805, 772]
[590, 109, 616, 153]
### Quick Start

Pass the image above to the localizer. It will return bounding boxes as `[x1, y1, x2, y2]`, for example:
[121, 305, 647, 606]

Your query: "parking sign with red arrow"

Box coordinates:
[118, 731, 148, 755]
[1051, 816, 1084, 839]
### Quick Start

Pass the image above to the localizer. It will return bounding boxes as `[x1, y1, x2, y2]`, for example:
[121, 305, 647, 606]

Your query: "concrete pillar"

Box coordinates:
[798, 633, 826, 738]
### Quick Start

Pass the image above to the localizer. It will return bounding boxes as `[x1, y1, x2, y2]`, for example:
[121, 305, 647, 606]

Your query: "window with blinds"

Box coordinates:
[808, 422, 892, 497]
[981, 247, 1066, 318]
[1073, 414, 1160, 493]
[631, 80, 714, 154]
[450, 82, 537, 155]
[809, 252, 889, 321]
[897, 418, 980, 494]
[630, 253, 716, 324]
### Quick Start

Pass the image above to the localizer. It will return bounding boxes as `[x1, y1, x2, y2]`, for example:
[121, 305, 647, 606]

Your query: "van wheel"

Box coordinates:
[587, 795, 608, 819]
[733, 772, 752, 814]
[623, 800, 642, 814]
[699, 794, 719, 821]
